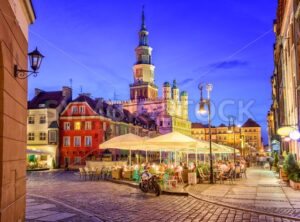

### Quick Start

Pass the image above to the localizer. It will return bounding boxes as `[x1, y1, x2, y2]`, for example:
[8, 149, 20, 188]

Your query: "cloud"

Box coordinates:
[209, 59, 248, 70]
[178, 78, 194, 85]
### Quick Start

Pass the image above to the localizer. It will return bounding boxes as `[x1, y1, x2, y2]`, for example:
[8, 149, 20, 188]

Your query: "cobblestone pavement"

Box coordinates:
[26, 171, 300, 222]
[186, 168, 300, 218]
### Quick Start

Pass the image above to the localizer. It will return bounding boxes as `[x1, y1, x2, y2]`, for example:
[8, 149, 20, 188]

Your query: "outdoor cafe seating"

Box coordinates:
[77, 132, 245, 188]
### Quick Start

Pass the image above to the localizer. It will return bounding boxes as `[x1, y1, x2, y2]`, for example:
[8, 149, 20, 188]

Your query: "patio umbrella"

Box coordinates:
[99, 133, 147, 165]
[145, 131, 198, 164]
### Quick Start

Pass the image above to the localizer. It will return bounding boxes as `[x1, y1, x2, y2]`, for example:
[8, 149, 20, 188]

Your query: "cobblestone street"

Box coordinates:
[26, 171, 300, 222]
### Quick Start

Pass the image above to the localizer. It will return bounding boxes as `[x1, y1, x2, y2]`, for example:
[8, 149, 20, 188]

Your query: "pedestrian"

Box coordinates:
[268, 156, 274, 171]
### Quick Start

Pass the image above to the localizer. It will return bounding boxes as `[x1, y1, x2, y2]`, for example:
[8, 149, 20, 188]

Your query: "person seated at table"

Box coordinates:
[228, 161, 235, 171]
[183, 162, 188, 170]
[159, 163, 166, 172]
[220, 161, 229, 173]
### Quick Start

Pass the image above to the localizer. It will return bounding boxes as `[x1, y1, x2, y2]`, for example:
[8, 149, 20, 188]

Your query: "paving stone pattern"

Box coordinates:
[26, 170, 300, 222]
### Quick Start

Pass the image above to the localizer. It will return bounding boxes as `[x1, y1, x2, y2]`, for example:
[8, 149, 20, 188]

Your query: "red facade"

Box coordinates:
[59, 99, 110, 167]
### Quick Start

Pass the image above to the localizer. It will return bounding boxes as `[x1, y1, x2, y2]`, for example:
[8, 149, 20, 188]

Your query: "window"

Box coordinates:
[85, 136, 92, 147]
[85, 121, 92, 130]
[49, 131, 57, 143]
[40, 115, 46, 124]
[64, 122, 71, 130]
[103, 122, 107, 131]
[74, 136, 81, 147]
[160, 121, 163, 127]
[63, 137, 70, 147]
[74, 157, 81, 165]
[28, 116, 35, 124]
[39, 132, 46, 140]
[72, 106, 78, 114]
[74, 122, 81, 130]
[28, 133, 35, 141]
[79, 106, 85, 114]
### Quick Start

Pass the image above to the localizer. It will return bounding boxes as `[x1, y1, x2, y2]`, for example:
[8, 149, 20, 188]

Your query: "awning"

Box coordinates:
[26, 149, 51, 155]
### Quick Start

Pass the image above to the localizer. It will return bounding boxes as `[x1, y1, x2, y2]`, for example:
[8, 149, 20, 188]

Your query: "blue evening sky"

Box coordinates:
[29, 0, 277, 143]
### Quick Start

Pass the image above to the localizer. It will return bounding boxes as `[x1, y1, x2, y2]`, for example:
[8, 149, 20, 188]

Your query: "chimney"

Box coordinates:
[62, 86, 72, 99]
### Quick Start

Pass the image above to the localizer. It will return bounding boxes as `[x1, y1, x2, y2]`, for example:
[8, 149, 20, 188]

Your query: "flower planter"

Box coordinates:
[290, 180, 300, 190]
[280, 168, 289, 182]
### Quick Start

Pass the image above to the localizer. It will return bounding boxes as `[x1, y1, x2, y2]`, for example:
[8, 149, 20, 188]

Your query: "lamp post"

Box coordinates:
[198, 83, 213, 184]
[238, 125, 245, 158]
[228, 116, 236, 165]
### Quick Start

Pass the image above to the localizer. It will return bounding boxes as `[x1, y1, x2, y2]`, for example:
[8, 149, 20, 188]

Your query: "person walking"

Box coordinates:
[268, 156, 274, 171]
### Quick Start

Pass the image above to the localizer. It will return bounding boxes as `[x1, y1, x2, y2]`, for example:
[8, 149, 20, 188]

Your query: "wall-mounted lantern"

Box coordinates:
[14, 47, 44, 79]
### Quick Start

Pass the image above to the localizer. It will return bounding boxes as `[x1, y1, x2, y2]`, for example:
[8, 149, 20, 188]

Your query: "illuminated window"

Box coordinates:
[74, 122, 81, 130]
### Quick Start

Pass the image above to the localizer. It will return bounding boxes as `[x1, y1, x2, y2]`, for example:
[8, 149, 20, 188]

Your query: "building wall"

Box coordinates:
[191, 125, 262, 153]
[27, 108, 59, 167]
[270, 0, 300, 158]
[60, 116, 107, 166]
[0, 0, 35, 220]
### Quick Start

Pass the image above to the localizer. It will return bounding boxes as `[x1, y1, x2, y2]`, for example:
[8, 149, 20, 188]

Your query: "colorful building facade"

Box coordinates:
[59, 94, 110, 167]
[59, 94, 158, 167]
[268, 0, 300, 158]
[192, 119, 262, 156]
[27, 87, 72, 168]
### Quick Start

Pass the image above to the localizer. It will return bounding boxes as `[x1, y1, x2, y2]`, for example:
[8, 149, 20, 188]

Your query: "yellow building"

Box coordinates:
[192, 119, 262, 156]
[27, 87, 72, 168]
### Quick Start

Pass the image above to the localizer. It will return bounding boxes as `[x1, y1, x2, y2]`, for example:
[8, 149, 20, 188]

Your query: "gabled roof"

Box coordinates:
[242, 118, 261, 127]
[73, 95, 97, 110]
[28, 91, 65, 109]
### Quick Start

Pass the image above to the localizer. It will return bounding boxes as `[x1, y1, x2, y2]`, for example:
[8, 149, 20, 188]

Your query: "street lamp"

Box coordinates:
[227, 116, 236, 165]
[198, 83, 214, 184]
[237, 124, 245, 158]
[14, 47, 44, 79]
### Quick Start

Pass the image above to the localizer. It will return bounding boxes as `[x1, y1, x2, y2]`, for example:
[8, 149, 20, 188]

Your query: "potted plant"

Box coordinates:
[273, 152, 279, 172]
[282, 153, 299, 182]
[289, 171, 300, 189]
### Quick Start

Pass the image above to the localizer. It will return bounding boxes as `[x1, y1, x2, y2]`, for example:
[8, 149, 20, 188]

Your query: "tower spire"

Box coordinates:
[141, 5, 146, 30]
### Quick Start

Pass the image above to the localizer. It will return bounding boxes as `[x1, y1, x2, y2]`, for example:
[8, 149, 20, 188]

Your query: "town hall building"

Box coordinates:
[120, 9, 192, 135]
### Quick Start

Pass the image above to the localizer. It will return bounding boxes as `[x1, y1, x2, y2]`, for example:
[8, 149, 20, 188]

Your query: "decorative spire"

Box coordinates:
[172, 79, 178, 89]
[141, 5, 146, 31]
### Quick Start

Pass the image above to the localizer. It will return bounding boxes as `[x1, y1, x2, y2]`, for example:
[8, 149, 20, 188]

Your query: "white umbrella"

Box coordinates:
[146, 132, 198, 164]
[99, 133, 147, 165]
